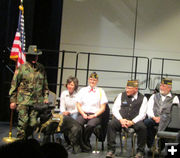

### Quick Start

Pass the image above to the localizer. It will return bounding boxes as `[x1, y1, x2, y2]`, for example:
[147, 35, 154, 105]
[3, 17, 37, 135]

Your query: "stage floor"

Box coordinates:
[0, 122, 166, 158]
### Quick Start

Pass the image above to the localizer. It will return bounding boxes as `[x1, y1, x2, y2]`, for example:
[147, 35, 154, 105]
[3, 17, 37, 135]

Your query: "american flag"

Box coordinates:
[10, 8, 26, 67]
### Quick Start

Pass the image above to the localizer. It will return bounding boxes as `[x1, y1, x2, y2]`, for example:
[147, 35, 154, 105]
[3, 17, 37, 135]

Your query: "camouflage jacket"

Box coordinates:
[9, 62, 49, 105]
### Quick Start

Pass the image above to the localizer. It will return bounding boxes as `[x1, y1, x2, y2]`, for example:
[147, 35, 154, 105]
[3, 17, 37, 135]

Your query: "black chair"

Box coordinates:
[93, 104, 110, 152]
[152, 104, 180, 158]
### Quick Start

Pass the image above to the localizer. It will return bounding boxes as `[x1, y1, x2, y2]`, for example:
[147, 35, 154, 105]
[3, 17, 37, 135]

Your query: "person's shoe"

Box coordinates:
[134, 152, 144, 158]
[106, 151, 115, 158]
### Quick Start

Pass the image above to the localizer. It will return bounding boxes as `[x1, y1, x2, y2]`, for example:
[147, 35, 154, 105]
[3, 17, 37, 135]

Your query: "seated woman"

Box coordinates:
[55, 76, 80, 152]
[60, 76, 79, 120]
[38, 77, 88, 153]
[76, 72, 108, 151]
[56, 76, 88, 153]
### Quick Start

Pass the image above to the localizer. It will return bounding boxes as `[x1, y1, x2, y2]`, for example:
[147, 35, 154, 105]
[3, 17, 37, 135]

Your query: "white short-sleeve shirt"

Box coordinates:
[60, 90, 78, 114]
[76, 86, 108, 113]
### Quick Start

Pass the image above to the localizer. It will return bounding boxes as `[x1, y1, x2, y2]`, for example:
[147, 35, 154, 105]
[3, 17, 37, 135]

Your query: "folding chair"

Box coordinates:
[118, 128, 136, 157]
[152, 104, 180, 158]
[93, 104, 110, 152]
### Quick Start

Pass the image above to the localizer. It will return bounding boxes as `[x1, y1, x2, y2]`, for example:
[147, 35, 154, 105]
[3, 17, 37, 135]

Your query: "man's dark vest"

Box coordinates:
[120, 92, 144, 120]
[153, 93, 175, 131]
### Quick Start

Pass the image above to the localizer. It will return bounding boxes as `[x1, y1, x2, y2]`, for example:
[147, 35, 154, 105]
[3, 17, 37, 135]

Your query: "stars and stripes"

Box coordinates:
[10, 7, 26, 67]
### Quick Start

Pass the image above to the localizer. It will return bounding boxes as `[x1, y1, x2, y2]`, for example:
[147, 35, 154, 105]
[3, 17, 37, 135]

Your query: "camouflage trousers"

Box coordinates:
[16, 104, 38, 139]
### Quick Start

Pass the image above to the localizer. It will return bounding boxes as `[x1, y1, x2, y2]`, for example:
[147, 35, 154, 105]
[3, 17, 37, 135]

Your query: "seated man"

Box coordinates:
[76, 72, 108, 151]
[144, 78, 179, 151]
[106, 80, 148, 158]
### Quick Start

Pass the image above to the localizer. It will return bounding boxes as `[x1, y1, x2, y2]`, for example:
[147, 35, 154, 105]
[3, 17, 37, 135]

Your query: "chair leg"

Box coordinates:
[52, 133, 55, 142]
[95, 137, 98, 151]
[158, 138, 162, 155]
[92, 136, 100, 154]
[102, 141, 104, 151]
[124, 132, 128, 150]
[152, 135, 158, 158]
[120, 130, 136, 156]
[131, 133, 136, 156]
[119, 132, 123, 152]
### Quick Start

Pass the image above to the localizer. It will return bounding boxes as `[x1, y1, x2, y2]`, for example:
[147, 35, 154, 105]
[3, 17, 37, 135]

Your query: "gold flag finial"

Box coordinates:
[19, 0, 24, 14]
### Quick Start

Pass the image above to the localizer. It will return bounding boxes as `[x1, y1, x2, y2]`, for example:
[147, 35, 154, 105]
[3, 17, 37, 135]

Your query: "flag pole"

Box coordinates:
[2, 0, 25, 143]
[2, 110, 17, 143]
[16, 0, 24, 68]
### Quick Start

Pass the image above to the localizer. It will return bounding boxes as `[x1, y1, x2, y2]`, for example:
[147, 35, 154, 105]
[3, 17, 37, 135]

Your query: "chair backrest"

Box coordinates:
[101, 103, 110, 127]
[48, 91, 57, 107]
[97, 104, 110, 141]
[38, 91, 57, 124]
[167, 104, 180, 131]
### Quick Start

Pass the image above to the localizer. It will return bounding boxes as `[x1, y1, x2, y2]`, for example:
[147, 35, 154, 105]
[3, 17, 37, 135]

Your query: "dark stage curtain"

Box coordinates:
[0, 0, 63, 121]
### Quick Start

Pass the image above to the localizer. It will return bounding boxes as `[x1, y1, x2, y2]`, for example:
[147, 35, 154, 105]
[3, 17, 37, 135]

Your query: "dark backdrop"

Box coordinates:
[0, 0, 63, 121]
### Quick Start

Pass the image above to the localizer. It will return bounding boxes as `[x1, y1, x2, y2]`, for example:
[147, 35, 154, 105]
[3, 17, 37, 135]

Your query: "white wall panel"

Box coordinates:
[58, 0, 180, 103]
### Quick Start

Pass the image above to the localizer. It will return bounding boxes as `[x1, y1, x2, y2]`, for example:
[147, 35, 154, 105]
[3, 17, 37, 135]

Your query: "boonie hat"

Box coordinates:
[25, 45, 42, 55]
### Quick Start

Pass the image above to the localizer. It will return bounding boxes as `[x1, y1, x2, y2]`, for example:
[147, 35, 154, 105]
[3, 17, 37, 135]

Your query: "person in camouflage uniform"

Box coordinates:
[9, 45, 49, 139]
